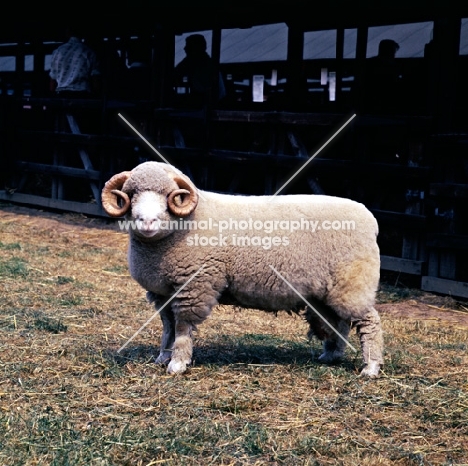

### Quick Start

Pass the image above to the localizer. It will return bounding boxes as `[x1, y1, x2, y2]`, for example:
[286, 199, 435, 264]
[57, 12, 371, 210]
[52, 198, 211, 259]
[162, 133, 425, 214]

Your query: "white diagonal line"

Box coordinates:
[271, 113, 357, 198]
[117, 264, 206, 353]
[118, 113, 171, 164]
[269, 265, 357, 352]
[118, 112, 207, 201]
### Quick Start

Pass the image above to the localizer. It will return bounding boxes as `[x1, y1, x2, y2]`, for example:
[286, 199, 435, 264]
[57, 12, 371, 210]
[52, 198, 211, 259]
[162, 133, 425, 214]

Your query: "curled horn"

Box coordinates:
[167, 173, 199, 217]
[101, 171, 132, 217]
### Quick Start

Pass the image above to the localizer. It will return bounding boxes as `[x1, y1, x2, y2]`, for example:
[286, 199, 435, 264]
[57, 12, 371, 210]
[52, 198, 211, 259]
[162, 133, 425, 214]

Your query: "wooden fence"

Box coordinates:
[0, 96, 467, 298]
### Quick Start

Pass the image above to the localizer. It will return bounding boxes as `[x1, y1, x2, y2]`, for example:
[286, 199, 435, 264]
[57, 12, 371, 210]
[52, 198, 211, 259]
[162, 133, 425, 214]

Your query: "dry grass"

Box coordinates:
[0, 203, 467, 466]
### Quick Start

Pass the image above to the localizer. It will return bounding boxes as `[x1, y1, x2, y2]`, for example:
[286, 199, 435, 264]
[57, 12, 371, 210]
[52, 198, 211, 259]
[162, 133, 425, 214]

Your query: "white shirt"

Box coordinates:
[49, 37, 101, 92]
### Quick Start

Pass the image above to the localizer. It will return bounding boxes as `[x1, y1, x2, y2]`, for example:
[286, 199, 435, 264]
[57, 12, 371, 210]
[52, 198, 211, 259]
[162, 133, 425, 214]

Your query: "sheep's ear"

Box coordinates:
[167, 175, 198, 217]
[101, 171, 132, 217]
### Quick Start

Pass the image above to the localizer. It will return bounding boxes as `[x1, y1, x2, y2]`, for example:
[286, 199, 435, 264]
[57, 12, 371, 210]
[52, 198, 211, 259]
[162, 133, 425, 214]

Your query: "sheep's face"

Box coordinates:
[101, 162, 199, 238]
[128, 190, 177, 239]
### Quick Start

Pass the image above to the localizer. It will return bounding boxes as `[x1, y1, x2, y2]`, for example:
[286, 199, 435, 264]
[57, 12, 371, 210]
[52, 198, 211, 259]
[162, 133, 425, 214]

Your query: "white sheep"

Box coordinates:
[102, 161, 383, 377]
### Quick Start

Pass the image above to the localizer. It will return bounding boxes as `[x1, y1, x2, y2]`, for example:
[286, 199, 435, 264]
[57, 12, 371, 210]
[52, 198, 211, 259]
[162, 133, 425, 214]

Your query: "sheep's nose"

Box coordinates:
[136, 218, 159, 230]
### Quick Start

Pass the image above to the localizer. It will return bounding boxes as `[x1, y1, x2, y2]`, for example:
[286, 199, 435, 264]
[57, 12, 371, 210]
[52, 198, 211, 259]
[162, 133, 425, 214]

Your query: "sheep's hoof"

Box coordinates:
[154, 353, 171, 365]
[318, 351, 343, 364]
[167, 359, 188, 375]
[359, 361, 380, 378]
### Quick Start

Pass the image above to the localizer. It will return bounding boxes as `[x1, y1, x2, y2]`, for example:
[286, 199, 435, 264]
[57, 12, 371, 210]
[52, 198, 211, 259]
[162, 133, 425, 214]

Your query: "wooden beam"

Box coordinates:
[421, 276, 468, 299]
[20, 129, 136, 146]
[15, 161, 101, 180]
[212, 110, 345, 125]
[370, 209, 426, 230]
[380, 255, 425, 275]
[212, 110, 431, 126]
[430, 183, 468, 199]
[426, 234, 468, 250]
[0, 191, 104, 217]
[158, 146, 431, 179]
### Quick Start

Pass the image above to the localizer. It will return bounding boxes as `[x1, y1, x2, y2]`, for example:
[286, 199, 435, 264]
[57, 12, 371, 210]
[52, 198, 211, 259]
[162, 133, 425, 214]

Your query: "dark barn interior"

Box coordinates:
[1, 1, 468, 297]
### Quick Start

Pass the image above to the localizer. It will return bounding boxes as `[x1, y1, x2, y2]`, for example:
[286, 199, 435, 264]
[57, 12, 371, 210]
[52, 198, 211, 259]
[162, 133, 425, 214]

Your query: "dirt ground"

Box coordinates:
[2, 201, 468, 465]
[1, 202, 468, 327]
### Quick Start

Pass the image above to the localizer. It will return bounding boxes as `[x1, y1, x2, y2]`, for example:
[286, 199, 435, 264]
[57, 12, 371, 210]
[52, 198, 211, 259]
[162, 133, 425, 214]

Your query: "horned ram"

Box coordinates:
[101, 161, 383, 377]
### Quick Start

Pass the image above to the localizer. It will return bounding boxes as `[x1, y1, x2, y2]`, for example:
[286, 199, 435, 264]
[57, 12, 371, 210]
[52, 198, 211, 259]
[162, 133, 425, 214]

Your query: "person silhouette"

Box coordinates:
[49, 25, 101, 98]
[362, 39, 402, 113]
[174, 34, 225, 108]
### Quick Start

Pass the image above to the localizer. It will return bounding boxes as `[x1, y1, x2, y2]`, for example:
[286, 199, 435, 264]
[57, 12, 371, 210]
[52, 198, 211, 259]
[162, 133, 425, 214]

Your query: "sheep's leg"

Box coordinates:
[154, 307, 175, 365]
[147, 292, 175, 365]
[318, 319, 351, 364]
[305, 302, 350, 363]
[167, 319, 194, 375]
[163, 281, 219, 375]
[352, 307, 383, 377]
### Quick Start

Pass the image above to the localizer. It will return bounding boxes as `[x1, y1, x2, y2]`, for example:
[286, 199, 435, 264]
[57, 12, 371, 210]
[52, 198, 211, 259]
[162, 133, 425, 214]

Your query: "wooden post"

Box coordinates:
[402, 189, 424, 261]
[286, 23, 305, 108]
[354, 26, 368, 112]
[158, 28, 175, 108]
[335, 28, 345, 105]
[15, 38, 26, 97]
[426, 16, 461, 281]
[431, 17, 461, 130]
[32, 37, 46, 97]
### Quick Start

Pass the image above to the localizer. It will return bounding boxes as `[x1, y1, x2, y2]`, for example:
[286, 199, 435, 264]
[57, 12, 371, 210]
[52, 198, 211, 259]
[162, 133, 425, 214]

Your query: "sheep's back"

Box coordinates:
[128, 191, 379, 313]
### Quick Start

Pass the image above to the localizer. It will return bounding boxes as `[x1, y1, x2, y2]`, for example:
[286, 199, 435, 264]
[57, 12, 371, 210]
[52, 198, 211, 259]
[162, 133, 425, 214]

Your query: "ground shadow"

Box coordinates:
[109, 333, 360, 374]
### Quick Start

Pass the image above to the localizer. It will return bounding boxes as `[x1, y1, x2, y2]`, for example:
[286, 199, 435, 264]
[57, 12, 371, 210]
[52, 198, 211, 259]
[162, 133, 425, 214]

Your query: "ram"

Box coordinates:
[102, 161, 383, 377]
